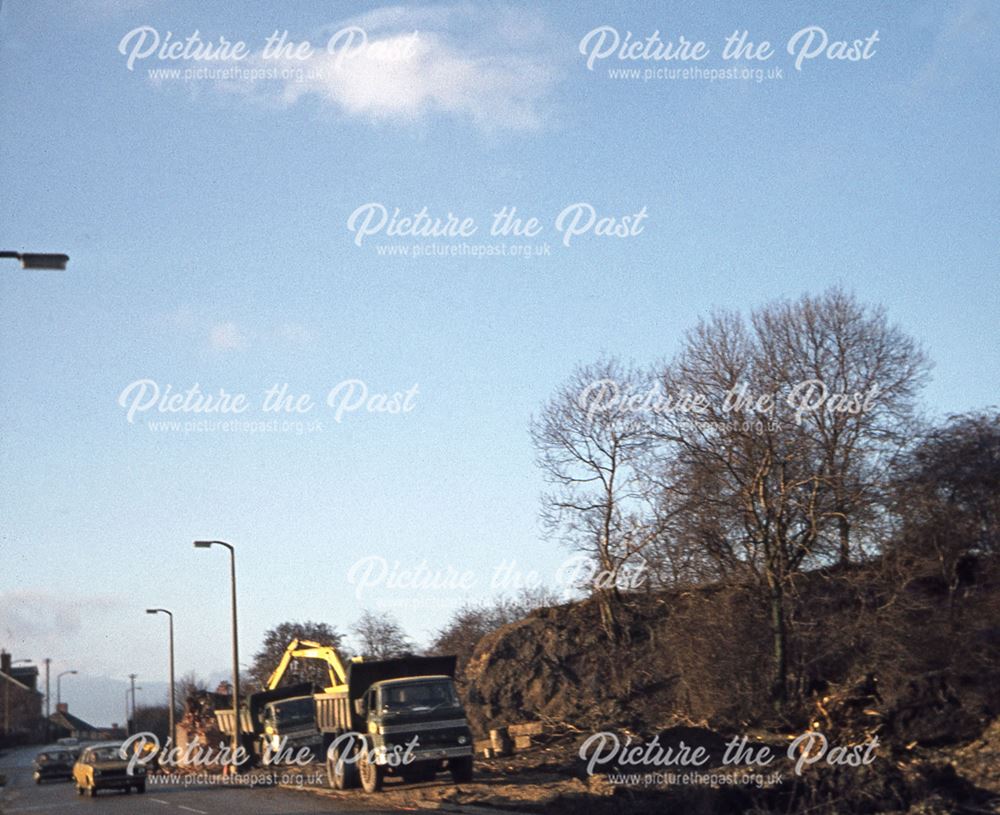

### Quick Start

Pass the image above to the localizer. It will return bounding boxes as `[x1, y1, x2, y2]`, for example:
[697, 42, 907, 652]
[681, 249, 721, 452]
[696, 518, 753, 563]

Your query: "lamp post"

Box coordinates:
[193, 540, 240, 768]
[0, 251, 69, 270]
[146, 608, 176, 746]
[56, 670, 77, 706]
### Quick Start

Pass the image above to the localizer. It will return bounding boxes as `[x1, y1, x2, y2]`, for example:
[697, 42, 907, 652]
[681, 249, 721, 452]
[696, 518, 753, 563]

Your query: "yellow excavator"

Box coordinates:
[264, 638, 362, 693]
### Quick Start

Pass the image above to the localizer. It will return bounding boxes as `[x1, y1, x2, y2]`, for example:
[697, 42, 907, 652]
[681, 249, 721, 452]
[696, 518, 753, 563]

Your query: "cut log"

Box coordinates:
[489, 727, 511, 756]
[508, 721, 544, 737]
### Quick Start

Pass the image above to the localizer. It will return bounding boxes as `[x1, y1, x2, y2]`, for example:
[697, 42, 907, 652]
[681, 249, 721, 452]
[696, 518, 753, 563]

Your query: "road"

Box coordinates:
[0, 747, 396, 815]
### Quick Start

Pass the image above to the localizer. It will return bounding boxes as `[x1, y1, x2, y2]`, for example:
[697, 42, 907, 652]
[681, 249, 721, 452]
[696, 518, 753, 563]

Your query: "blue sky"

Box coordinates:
[1, 0, 997, 725]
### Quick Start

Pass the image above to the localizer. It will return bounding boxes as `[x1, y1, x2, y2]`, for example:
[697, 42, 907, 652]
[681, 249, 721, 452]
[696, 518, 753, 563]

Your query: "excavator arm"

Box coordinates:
[265, 638, 359, 693]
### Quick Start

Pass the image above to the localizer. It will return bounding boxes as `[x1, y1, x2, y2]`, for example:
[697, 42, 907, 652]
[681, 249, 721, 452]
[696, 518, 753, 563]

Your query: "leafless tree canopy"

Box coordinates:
[533, 289, 931, 701]
[428, 588, 559, 670]
[530, 358, 663, 637]
[350, 610, 414, 660]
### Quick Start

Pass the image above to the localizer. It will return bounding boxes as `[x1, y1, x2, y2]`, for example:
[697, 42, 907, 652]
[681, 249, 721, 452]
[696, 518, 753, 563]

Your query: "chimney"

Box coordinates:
[0, 650, 10, 675]
[57, 702, 69, 714]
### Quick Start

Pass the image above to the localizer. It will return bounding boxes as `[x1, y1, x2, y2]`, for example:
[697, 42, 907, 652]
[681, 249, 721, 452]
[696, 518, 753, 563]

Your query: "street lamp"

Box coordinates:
[0, 251, 69, 270]
[146, 608, 176, 746]
[194, 540, 240, 768]
[56, 670, 77, 706]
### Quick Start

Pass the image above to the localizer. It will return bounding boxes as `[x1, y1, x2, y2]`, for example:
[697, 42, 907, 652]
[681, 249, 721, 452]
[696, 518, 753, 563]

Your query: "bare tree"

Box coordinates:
[530, 358, 660, 638]
[649, 290, 928, 705]
[177, 671, 209, 702]
[891, 411, 1000, 613]
[428, 587, 560, 670]
[351, 610, 414, 660]
[761, 288, 929, 564]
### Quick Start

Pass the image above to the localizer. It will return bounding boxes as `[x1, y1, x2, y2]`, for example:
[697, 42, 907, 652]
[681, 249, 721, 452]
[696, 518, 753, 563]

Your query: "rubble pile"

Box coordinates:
[174, 689, 229, 768]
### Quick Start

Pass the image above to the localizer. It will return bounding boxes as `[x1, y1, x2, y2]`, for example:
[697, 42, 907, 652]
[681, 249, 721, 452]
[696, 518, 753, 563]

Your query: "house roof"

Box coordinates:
[0, 669, 37, 694]
[49, 709, 98, 732]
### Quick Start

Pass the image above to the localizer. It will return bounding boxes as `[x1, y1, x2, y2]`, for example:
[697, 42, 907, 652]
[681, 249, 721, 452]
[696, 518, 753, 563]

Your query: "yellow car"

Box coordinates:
[72, 744, 146, 796]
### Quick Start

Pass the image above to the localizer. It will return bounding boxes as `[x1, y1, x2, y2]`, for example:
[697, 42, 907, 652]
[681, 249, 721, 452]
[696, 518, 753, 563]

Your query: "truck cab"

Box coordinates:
[360, 674, 473, 787]
[259, 695, 321, 764]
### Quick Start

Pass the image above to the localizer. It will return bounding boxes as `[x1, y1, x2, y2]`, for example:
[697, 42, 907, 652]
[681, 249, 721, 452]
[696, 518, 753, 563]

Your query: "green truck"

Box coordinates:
[219, 652, 474, 793]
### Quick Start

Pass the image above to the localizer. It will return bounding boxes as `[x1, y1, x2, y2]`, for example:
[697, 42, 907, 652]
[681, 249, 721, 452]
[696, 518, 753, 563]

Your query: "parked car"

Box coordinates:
[32, 749, 76, 783]
[72, 744, 146, 796]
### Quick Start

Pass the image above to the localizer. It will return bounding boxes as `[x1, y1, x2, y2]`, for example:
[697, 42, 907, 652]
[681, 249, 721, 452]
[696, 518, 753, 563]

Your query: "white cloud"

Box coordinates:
[0, 590, 126, 658]
[209, 321, 247, 350]
[222, 4, 563, 132]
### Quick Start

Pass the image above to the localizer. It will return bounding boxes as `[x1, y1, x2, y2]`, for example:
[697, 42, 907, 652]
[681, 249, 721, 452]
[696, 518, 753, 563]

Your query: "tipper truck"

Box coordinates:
[216, 639, 474, 793]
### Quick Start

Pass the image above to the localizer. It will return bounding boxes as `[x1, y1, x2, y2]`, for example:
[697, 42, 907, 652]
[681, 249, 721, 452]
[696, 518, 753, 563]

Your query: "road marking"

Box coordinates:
[177, 807, 208, 814]
[151, 798, 170, 805]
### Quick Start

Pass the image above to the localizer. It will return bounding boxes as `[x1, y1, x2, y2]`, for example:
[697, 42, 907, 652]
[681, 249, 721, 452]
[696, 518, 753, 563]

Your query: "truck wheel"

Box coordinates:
[136, 782, 146, 794]
[358, 745, 384, 793]
[327, 743, 359, 791]
[450, 756, 473, 783]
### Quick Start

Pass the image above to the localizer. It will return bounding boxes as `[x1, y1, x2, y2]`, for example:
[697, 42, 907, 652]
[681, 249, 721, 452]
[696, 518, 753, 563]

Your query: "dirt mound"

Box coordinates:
[463, 597, 679, 735]
[462, 561, 1000, 743]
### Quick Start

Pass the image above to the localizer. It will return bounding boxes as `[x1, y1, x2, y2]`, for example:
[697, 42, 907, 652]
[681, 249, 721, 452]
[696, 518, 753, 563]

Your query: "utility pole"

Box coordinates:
[44, 658, 51, 743]
[128, 674, 138, 736]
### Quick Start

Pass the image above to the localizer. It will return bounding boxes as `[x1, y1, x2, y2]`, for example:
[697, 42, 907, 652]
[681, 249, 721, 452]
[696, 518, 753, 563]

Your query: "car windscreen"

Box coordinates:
[38, 751, 72, 762]
[87, 746, 124, 761]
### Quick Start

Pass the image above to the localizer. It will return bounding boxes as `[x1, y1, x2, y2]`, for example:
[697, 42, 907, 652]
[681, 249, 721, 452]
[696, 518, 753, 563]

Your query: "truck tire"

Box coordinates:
[358, 742, 385, 793]
[327, 742, 359, 790]
[450, 755, 473, 783]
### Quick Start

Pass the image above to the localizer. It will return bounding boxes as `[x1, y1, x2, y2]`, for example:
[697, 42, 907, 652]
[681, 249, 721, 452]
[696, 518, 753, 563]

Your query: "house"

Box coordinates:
[1, 650, 44, 745]
[48, 703, 106, 742]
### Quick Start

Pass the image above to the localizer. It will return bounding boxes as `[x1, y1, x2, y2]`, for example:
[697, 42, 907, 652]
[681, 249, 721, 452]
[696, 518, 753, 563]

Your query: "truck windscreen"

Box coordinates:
[383, 681, 458, 710]
[274, 698, 315, 726]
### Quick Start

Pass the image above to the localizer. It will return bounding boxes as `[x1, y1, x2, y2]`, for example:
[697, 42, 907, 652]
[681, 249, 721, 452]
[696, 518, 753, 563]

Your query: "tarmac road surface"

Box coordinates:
[0, 746, 398, 815]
